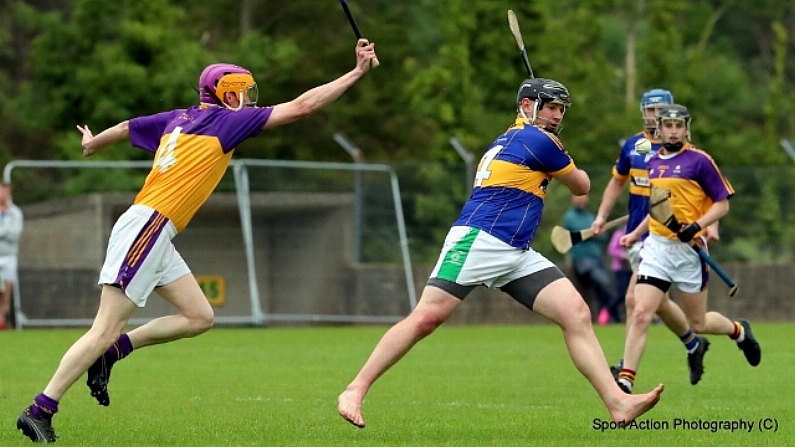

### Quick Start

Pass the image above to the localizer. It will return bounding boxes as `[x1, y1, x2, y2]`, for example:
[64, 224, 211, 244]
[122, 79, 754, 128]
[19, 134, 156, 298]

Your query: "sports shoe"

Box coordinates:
[17, 408, 57, 443]
[87, 354, 113, 406]
[687, 336, 710, 385]
[737, 319, 761, 366]
[610, 363, 622, 380]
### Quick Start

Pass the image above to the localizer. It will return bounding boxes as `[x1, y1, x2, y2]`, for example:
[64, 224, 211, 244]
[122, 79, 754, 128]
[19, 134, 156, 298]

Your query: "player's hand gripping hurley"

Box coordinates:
[339, 0, 379, 68]
[649, 187, 738, 296]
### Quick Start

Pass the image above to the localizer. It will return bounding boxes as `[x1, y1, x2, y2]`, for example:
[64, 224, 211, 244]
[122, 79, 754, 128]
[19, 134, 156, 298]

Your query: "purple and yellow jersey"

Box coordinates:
[613, 129, 663, 233]
[129, 105, 273, 231]
[647, 144, 734, 239]
[453, 118, 576, 249]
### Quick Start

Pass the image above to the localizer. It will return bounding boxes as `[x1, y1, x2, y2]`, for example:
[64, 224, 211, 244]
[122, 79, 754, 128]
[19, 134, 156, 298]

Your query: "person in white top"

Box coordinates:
[0, 182, 24, 330]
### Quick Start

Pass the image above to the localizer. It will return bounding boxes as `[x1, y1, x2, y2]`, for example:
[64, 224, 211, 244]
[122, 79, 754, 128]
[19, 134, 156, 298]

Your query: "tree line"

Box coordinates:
[1, 0, 794, 262]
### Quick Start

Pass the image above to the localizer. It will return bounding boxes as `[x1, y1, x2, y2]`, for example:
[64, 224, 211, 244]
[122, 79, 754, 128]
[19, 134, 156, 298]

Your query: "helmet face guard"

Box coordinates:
[214, 73, 258, 110]
[516, 78, 572, 134]
[199, 64, 258, 111]
[655, 104, 691, 149]
[640, 89, 674, 130]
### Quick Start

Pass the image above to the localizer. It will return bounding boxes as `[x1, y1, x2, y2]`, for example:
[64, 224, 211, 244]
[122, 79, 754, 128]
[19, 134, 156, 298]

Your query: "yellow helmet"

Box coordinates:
[199, 63, 258, 111]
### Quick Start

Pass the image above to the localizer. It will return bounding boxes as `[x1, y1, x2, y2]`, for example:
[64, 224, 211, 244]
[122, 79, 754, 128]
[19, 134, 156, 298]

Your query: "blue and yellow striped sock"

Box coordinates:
[680, 329, 699, 354]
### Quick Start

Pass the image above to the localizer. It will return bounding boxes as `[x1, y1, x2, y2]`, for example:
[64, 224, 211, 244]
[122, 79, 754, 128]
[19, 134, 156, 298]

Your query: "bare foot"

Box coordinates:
[337, 389, 365, 428]
[609, 383, 664, 423]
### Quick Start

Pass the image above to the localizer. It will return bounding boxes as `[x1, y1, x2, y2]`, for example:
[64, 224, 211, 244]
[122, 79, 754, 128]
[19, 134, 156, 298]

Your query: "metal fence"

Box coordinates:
[5, 159, 416, 329]
[5, 155, 795, 329]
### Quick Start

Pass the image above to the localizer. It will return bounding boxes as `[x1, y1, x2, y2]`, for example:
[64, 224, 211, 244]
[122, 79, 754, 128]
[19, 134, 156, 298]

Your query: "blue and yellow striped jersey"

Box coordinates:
[454, 119, 575, 249]
[612, 129, 663, 234]
[129, 105, 273, 231]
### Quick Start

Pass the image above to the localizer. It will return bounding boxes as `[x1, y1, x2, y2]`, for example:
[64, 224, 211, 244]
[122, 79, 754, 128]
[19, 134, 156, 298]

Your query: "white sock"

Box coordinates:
[735, 324, 746, 343]
[618, 378, 633, 392]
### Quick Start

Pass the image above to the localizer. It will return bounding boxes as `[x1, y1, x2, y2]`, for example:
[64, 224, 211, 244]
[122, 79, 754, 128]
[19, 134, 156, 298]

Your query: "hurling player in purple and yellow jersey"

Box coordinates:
[616, 105, 761, 394]
[16, 40, 378, 443]
[338, 78, 663, 430]
[592, 90, 699, 383]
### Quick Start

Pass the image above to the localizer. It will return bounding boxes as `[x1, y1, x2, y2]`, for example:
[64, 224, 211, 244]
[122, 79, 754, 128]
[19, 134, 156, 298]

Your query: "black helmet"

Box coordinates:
[516, 78, 572, 109]
[655, 104, 690, 126]
[656, 104, 691, 149]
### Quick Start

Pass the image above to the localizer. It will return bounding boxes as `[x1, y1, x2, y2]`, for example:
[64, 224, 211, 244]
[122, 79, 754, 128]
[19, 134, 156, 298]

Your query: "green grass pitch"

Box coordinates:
[0, 323, 791, 446]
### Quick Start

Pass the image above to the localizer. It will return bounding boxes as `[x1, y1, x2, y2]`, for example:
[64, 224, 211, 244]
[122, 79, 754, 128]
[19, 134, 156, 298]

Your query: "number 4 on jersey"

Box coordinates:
[474, 145, 503, 187]
[155, 126, 182, 172]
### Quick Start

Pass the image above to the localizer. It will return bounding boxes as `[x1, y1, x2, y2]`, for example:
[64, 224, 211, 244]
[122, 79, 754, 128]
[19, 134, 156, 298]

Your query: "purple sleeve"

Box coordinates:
[129, 110, 181, 153]
[216, 107, 274, 152]
[697, 154, 734, 202]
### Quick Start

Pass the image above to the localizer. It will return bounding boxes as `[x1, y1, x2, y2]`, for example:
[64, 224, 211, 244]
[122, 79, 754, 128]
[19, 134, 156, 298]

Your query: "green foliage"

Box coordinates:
[2, 0, 795, 263]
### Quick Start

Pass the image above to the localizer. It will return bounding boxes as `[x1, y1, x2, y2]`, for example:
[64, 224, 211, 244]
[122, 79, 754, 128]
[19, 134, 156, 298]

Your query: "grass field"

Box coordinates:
[0, 323, 791, 446]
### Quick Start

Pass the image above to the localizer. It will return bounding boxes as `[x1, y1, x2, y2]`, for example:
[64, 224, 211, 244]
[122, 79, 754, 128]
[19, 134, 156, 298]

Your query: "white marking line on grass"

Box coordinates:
[235, 397, 296, 402]
[429, 401, 552, 410]
[231, 396, 552, 410]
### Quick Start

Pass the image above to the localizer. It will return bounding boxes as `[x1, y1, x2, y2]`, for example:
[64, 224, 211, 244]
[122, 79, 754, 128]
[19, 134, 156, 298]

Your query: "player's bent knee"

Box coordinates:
[630, 307, 656, 328]
[187, 309, 214, 336]
[569, 300, 593, 329]
[624, 292, 635, 311]
[554, 292, 592, 330]
[412, 312, 444, 338]
[84, 328, 121, 351]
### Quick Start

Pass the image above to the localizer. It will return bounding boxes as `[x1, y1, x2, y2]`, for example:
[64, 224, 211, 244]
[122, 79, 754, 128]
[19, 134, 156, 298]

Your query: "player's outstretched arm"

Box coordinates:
[264, 39, 377, 129]
[592, 177, 626, 235]
[78, 121, 130, 157]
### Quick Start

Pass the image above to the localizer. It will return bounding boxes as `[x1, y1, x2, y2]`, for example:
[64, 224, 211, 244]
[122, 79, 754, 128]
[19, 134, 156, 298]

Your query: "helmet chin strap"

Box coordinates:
[663, 141, 684, 152]
[202, 86, 246, 111]
[227, 89, 245, 111]
[203, 86, 226, 107]
[518, 101, 561, 134]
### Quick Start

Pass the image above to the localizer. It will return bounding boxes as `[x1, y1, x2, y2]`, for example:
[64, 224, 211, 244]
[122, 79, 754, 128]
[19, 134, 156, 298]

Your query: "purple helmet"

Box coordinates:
[198, 63, 257, 106]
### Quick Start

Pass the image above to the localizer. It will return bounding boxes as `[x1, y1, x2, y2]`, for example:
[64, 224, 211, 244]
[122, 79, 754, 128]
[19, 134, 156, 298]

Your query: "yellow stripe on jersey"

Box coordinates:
[550, 162, 575, 178]
[689, 147, 735, 195]
[612, 165, 630, 181]
[135, 133, 233, 231]
[628, 167, 651, 197]
[480, 159, 557, 197]
[649, 177, 713, 239]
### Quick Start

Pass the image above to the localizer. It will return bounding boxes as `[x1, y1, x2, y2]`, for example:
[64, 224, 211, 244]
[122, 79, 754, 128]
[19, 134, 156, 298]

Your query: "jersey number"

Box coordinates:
[155, 126, 182, 173]
[474, 145, 503, 187]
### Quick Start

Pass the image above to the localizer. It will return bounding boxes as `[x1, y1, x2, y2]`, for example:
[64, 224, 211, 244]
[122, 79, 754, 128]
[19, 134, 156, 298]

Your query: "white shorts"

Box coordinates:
[430, 226, 557, 288]
[0, 255, 18, 286]
[636, 234, 707, 294]
[99, 205, 190, 307]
